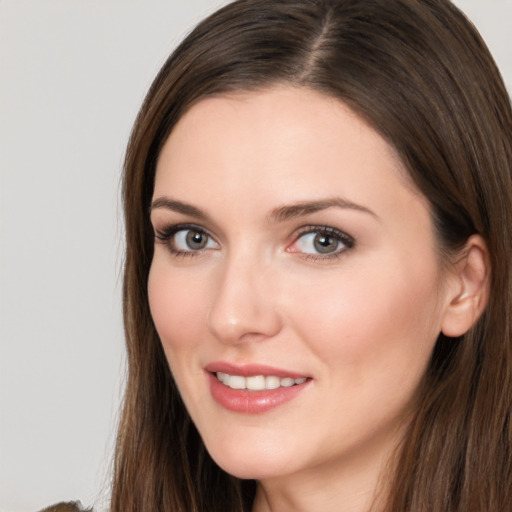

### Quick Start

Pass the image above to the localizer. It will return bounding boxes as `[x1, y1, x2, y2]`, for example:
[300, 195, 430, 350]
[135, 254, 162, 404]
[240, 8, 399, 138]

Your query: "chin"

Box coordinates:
[204, 435, 297, 480]
[213, 457, 290, 481]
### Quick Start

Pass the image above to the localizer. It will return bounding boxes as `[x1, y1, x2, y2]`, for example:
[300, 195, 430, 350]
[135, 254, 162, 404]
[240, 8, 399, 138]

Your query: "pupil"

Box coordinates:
[186, 230, 207, 250]
[314, 234, 337, 253]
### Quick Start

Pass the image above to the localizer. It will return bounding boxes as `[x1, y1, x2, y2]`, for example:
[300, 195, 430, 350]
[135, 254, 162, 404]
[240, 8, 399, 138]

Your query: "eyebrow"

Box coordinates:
[268, 198, 378, 222]
[150, 196, 378, 222]
[151, 197, 210, 220]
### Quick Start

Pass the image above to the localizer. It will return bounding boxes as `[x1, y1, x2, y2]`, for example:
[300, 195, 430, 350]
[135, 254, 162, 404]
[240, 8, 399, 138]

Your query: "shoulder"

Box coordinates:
[38, 502, 92, 512]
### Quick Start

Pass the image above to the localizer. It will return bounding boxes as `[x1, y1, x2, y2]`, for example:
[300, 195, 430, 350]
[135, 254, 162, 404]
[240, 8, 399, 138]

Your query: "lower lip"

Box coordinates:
[208, 373, 309, 414]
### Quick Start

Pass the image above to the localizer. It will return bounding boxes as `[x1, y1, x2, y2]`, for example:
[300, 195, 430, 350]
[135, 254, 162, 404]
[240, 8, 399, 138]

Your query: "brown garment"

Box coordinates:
[38, 502, 91, 512]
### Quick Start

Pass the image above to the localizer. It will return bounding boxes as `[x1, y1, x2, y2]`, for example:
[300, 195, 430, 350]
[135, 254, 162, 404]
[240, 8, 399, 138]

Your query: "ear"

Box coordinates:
[441, 235, 491, 338]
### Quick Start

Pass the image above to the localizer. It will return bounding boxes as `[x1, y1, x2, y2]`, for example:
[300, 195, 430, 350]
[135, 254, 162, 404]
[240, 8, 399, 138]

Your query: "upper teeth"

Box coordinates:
[216, 372, 307, 391]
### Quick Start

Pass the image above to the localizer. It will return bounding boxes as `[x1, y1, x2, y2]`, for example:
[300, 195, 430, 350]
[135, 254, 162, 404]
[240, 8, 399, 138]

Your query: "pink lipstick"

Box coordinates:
[205, 362, 311, 414]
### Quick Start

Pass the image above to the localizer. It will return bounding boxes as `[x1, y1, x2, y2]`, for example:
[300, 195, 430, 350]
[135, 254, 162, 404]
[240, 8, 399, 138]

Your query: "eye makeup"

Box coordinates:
[153, 221, 355, 262]
[154, 223, 218, 257]
[287, 225, 355, 261]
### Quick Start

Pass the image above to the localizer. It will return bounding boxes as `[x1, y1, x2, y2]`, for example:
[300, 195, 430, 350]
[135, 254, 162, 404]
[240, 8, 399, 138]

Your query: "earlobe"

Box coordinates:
[441, 235, 491, 338]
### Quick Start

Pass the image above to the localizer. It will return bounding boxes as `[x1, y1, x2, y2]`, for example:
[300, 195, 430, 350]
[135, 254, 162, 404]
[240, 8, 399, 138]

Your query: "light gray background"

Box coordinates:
[0, 1, 510, 511]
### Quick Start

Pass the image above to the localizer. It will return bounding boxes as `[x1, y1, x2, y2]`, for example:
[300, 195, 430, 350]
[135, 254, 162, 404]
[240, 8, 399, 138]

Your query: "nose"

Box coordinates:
[207, 251, 282, 345]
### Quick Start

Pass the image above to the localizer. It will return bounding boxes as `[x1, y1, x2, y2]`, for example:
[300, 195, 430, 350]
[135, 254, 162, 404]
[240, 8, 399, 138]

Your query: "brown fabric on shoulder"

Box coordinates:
[38, 501, 92, 512]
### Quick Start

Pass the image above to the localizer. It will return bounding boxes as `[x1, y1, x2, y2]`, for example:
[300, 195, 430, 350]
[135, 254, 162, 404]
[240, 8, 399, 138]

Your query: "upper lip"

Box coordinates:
[205, 361, 309, 379]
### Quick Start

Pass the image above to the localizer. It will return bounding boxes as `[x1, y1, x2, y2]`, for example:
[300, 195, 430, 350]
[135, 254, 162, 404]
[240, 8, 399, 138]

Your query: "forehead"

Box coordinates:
[161, 87, 393, 157]
[154, 86, 428, 223]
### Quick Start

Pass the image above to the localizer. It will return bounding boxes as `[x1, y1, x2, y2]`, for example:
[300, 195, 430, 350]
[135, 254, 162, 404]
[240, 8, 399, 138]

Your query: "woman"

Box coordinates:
[112, 0, 512, 510]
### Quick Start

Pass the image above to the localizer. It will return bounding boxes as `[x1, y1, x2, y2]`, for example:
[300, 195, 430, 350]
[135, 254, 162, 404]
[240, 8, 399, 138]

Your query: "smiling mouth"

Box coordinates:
[216, 372, 308, 391]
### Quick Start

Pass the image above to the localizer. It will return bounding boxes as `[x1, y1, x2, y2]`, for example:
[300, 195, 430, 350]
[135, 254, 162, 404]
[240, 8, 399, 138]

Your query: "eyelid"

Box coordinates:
[154, 222, 208, 239]
[153, 222, 354, 260]
[154, 223, 219, 256]
[287, 225, 355, 258]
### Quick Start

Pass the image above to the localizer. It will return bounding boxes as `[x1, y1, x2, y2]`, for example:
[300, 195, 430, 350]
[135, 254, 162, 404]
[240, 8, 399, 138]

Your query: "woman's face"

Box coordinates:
[149, 87, 454, 486]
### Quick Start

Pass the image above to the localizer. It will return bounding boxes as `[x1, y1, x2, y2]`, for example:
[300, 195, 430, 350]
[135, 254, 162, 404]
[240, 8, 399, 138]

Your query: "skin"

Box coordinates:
[148, 86, 464, 512]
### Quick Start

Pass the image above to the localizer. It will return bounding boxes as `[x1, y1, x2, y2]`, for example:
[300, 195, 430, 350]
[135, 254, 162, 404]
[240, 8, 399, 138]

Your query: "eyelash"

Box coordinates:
[288, 225, 355, 261]
[154, 223, 216, 258]
[153, 223, 355, 260]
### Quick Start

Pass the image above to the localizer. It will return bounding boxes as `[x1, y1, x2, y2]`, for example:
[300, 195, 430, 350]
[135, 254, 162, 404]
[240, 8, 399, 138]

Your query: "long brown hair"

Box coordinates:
[112, 1, 512, 510]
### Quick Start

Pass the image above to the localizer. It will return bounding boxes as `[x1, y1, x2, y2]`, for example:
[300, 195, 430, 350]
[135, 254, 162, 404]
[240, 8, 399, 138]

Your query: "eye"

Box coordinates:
[155, 224, 218, 255]
[174, 229, 215, 251]
[289, 226, 354, 258]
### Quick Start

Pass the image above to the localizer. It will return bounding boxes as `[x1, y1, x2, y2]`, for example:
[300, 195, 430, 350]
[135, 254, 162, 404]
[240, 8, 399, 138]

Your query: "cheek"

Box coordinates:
[285, 258, 443, 383]
[147, 258, 207, 358]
